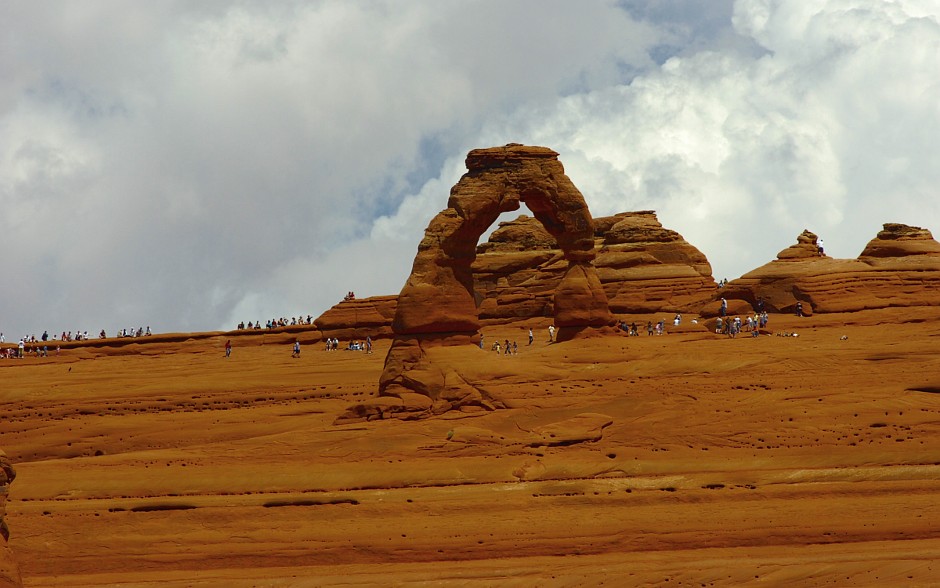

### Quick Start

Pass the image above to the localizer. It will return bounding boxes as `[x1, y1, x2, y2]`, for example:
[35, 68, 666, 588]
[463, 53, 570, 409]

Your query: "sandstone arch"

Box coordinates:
[347, 144, 612, 421]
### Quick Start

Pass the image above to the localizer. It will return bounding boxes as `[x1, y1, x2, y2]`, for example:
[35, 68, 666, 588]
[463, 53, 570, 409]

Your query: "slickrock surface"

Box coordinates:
[372, 145, 612, 418]
[0, 451, 20, 588]
[3, 307, 940, 586]
[716, 224, 940, 315]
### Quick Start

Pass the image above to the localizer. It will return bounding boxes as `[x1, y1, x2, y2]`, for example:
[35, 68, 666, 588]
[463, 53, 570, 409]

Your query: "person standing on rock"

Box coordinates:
[720, 297, 728, 317]
[365, 336, 372, 354]
[224, 340, 232, 358]
[528, 328, 534, 345]
[292, 340, 301, 358]
[548, 325, 555, 342]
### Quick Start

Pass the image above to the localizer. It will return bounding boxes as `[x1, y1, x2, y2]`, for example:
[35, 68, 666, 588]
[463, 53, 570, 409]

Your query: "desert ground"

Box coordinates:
[2, 307, 940, 586]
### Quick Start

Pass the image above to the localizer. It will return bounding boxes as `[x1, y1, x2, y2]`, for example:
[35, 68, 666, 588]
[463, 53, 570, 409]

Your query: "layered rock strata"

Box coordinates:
[474, 211, 715, 321]
[0, 451, 21, 588]
[318, 211, 715, 338]
[314, 295, 397, 341]
[345, 144, 613, 421]
[714, 224, 940, 315]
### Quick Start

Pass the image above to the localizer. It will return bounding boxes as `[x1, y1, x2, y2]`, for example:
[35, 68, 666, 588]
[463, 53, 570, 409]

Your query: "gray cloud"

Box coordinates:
[1, 1, 670, 338]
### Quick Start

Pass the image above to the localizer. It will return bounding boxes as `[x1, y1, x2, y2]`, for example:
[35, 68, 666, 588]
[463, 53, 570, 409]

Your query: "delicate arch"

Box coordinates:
[345, 144, 612, 421]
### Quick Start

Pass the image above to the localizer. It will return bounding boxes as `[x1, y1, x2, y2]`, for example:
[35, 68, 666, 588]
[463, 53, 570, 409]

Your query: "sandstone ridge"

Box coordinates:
[315, 210, 716, 339]
[474, 210, 716, 321]
[712, 224, 940, 315]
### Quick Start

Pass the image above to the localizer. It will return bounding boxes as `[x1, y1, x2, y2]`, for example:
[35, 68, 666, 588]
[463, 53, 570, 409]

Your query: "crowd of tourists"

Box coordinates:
[235, 316, 314, 330]
[715, 312, 769, 338]
[0, 326, 155, 359]
[322, 337, 372, 353]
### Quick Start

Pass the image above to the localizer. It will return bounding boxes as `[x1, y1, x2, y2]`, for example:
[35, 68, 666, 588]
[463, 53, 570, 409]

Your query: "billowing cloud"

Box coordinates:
[0, 0, 664, 337]
[384, 0, 940, 282]
[1, 1, 938, 339]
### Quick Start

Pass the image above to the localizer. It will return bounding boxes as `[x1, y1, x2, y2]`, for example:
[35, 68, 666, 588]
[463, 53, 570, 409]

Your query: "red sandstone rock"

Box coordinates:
[776, 229, 828, 260]
[362, 144, 613, 419]
[859, 223, 940, 260]
[473, 211, 717, 321]
[313, 295, 397, 341]
[315, 210, 716, 340]
[716, 224, 940, 315]
[0, 451, 21, 588]
[596, 212, 716, 313]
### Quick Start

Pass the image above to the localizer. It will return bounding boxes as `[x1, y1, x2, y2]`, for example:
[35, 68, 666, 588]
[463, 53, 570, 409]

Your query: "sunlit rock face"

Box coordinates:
[714, 224, 940, 315]
[473, 210, 717, 321]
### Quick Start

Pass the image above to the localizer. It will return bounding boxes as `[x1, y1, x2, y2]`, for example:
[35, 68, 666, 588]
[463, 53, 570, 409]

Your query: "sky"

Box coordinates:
[2, 0, 939, 338]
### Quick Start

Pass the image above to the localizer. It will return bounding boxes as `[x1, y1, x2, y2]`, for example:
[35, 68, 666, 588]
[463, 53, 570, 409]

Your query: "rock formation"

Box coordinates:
[343, 144, 613, 421]
[474, 211, 716, 320]
[0, 451, 21, 588]
[713, 224, 940, 315]
[858, 223, 940, 259]
[314, 295, 397, 341]
[316, 211, 715, 337]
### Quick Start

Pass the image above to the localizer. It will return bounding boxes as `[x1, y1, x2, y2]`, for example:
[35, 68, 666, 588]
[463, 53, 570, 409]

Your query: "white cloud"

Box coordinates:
[0, 0, 669, 337]
[391, 0, 939, 281]
[2, 0, 938, 338]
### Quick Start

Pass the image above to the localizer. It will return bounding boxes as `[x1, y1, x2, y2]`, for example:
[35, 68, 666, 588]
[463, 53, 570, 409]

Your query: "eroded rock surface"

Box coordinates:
[715, 224, 940, 315]
[0, 451, 21, 588]
[475, 211, 717, 321]
[314, 295, 397, 341]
